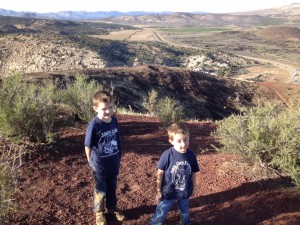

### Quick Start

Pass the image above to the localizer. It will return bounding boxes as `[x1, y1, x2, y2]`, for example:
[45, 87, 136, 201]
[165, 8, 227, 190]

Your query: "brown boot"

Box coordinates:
[112, 208, 125, 221]
[95, 211, 107, 225]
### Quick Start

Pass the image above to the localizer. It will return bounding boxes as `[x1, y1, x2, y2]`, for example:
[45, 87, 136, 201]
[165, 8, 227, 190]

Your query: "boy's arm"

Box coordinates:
[156, 169, 164, 202]
[85, 146, 91, 162]
[191, 172, 197, 197]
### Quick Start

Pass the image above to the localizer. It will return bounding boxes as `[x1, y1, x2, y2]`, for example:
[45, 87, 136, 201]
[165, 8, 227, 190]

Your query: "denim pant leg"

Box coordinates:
[93, 171, 107, 212]
[149, 199, 175, 225]
[177, 198, 190, 225]
[105, 176, 117, 211]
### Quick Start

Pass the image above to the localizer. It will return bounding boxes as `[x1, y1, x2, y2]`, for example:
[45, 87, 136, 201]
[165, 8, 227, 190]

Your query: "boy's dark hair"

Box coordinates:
[167, 122, 190, 141]
[92, 90, 113, 107]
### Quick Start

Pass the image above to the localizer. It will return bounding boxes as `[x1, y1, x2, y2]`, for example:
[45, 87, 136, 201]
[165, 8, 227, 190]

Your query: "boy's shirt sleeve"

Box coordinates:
[157, 150, 169, 170]
[191, 152, 200, 172]
[84, 121, 94, 148]
[116, 119, 122, 158]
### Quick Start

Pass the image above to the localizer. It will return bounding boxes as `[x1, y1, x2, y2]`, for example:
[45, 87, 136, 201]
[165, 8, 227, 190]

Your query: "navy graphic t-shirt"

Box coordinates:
[157, 147, 200, 200]
[84, 116, 121, 177]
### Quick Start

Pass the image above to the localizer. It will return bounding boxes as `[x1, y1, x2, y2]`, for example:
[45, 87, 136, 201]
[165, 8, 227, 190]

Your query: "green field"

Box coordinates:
[160, 27, 229, 33]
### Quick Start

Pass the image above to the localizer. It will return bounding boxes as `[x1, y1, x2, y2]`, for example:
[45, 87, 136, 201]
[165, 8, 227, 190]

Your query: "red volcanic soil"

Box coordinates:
[6, 114, 300, 225]
[259, 82, 300, 111]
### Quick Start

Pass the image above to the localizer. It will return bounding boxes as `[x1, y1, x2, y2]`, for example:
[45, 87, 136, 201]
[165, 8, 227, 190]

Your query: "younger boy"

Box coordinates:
[149, 122, 200, 225]
[84, 90, 125, 225]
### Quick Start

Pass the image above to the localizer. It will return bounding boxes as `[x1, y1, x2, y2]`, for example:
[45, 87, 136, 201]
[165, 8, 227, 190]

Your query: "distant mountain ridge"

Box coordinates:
[1, 3, 299, 27]
[0, 8, 205, 20]
[0, 4, 299, 21]
[104, 3, 300, 27]
[104, 13, 284, 27]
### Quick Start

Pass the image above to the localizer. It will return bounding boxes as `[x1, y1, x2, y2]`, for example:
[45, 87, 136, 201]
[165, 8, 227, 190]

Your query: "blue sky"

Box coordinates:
[0, 0, 299, 13]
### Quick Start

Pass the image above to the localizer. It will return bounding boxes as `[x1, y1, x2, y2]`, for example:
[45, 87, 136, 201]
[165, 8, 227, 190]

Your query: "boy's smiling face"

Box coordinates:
[169, 133, 190, 153]
[93, 101, 114, 122]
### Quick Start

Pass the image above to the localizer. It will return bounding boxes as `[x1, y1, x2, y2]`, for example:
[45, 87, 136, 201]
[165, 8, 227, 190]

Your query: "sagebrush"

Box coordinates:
[212, 101, 300, 186]
[56, 74, 103, 122]
[143, 89, 184, 127]
[0, 74, 58, 143]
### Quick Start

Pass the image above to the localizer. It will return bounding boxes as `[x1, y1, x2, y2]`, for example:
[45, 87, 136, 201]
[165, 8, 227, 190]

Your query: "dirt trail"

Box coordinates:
[259, 82, 296, 111]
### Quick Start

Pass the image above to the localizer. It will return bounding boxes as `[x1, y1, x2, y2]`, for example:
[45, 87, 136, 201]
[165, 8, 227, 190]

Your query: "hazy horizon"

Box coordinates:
[0, 0, 299, 14]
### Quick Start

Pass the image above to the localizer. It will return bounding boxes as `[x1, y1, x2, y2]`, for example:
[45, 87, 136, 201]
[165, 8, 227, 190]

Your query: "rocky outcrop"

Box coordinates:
[182, 52, 251, 75]
[0, 33, 254, 77]
[0, 34, 106, 75]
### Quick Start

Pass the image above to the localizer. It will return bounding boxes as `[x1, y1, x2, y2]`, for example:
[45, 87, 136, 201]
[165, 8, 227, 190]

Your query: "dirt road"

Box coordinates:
[127, 29, 300, 84]
[241, 56, 300, 84]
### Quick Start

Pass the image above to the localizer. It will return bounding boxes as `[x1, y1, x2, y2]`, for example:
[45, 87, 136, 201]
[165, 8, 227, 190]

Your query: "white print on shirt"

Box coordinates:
[170, 161, 192, 191]
[101, 128, 118, 138]
[99, 128, 119, 157]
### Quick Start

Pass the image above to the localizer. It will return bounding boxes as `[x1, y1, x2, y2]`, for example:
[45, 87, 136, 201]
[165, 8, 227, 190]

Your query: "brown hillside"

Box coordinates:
[26, 65, 274, 120]
[257, 26, 300, 40]
[105, 13, 278, 27]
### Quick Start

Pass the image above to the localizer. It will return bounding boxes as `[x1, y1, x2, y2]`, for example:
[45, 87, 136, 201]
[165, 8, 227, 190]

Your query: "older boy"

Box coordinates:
[149, 122, 200, 225]
[84, 90, 125, 225]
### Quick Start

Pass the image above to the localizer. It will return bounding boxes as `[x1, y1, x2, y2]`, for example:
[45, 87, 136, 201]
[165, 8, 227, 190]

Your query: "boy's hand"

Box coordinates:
[156, 191, 162, 202]
[85, 147, 91, 163]
[156, 169, 164, 202]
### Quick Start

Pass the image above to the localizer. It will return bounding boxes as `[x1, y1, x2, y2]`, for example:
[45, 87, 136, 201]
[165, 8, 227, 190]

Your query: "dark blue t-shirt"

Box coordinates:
[84, 116, 121, 177]
[157, 147, 200, 200]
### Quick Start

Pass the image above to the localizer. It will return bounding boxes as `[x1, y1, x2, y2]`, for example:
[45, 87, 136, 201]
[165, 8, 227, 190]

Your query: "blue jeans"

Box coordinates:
[93, 171, 117, 212]
[149, 198, 190, 225]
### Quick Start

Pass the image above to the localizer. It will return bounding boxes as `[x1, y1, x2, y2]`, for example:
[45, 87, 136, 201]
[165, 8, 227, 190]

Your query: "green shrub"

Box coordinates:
[155, 97, 184, 128]
[0, 74, 58, 143]
[142, 90, 184, 127]
[212, 101, 300, 186]
[142, 89, 158, 116]
[57, 74, 103, 122]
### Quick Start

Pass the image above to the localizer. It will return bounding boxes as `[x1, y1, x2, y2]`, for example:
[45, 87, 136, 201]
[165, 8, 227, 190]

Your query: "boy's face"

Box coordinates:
[169, 133, 190, 153]
[93, 101, 114, 122]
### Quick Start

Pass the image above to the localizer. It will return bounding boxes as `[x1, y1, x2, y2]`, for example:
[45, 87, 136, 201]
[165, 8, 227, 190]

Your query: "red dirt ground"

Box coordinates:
[6, 114, 300, 225]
